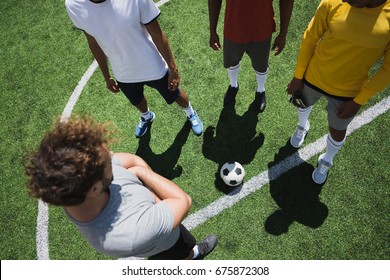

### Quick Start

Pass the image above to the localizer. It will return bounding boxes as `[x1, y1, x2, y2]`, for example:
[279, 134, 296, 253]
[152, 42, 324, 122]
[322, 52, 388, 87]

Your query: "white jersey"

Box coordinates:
[65, 0, 168, 82]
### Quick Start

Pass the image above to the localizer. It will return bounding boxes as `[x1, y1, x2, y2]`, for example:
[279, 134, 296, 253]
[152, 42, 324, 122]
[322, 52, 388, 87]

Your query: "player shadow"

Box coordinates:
[265, 141, 328, 235]
[202, 100, 265, 194]
[135, 121, 191, 180]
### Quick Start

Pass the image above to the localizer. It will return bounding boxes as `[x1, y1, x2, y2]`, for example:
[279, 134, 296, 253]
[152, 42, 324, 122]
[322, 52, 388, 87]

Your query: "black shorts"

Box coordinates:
[148, 224, 196, 260]
[223, 37, 272, 73]
[117, 71, 180, 106]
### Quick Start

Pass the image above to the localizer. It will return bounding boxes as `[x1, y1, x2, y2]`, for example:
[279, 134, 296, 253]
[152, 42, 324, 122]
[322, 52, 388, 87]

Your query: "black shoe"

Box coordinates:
[224, 85, 239, 106]
[193, 234, 218, 260]
[255, 91, 266, 112]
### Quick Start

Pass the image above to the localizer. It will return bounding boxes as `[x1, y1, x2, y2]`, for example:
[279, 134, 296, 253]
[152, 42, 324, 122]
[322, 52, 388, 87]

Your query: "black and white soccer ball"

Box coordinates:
[220, 161, 246, 186]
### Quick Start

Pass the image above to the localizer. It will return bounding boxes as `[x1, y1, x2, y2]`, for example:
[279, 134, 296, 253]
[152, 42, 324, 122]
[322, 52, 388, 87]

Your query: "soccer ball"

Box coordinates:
[220, 161, 246, 186]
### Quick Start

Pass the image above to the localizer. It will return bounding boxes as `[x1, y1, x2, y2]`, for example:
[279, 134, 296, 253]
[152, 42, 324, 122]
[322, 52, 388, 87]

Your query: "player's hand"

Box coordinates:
[337, 100, 361, 119]
[106, 78, 120, 93]
[272, 34, 286, 56]
[168, 70, 180, 91]
[209, 33, 221, 50]
[286, 77, 304, 97]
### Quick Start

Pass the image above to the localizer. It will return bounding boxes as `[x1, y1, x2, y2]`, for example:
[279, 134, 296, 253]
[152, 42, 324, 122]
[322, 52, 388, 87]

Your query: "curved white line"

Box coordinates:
[61, 60, 99, 122]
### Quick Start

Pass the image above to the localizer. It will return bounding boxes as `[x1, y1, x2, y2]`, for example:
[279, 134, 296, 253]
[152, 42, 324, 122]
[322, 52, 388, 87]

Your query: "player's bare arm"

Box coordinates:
[84, 31, 120, 93]
[111, 152, 151, 170]
[272, 0, 294, 55]
[144, 18, 181, 91]
[287, 77, 304, 97]
[129, 166, 192, 228]
[208, 0, 223, 50]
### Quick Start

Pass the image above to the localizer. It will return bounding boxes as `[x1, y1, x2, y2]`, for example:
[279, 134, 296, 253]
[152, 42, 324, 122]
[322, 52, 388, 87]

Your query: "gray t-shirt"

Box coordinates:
[66, 156, 180, 258]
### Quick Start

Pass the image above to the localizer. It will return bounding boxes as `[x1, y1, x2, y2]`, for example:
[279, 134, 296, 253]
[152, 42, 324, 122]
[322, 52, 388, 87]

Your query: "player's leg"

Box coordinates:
[223, 39, 246, 105]
[117, 81, 155, 138]
[290, 83, 321, 148]
[247, 37, 272, 112]
[312, 97, 353, 184]
[148, 225, 217, 260]
[175, 89, 204, 136]
[147, 71, 203, 136]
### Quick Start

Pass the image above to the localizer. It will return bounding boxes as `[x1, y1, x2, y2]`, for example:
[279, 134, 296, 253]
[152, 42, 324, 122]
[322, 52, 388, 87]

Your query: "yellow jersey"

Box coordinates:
[294, 0, 390, 105]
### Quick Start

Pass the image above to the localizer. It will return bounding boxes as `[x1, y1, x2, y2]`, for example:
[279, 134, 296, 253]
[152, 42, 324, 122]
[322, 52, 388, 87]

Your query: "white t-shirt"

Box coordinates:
[65, 0, 168, 82]
[66, 156, 180, 258]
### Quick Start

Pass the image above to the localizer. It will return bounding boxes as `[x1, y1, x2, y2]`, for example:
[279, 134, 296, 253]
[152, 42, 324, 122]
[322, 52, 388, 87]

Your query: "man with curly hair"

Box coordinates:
[25, 116, 217, 259]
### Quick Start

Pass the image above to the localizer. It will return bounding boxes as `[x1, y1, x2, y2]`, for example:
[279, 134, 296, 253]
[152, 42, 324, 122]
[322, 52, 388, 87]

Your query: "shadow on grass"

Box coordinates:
[135, 121, 191, 180]
[265, 141, 328, 235]
[202, 100, 264, 194]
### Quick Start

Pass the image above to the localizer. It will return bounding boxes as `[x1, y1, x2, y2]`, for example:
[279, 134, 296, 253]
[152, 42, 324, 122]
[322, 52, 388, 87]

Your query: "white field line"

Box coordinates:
[36, 60, 99, 260]
[60, 60, 99, 122]
[36, 201, 50, 260]
[155, 0, 171, 6]
[35, 0, 390, 260]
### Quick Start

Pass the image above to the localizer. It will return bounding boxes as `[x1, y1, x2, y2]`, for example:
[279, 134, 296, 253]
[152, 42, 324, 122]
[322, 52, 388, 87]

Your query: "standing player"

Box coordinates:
[65, 0, 203, 138]
[287, 0, 390, 184]
[208, 0, 295, 112]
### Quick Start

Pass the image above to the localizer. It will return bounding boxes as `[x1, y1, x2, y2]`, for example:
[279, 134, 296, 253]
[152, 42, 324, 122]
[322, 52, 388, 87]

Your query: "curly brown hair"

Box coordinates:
[25, 116, 113, 206]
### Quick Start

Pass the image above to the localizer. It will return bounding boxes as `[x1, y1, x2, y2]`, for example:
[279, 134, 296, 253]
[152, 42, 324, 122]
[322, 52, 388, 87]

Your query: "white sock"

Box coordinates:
[192, 245, 200, 259]
[183, 102, 195, 118]
[227, 64, 240, 88]
[297, 106, 312, 128]
[255, 68, 268, 93]
[323, 134, 345, 164]
[141, 109, 152, 120]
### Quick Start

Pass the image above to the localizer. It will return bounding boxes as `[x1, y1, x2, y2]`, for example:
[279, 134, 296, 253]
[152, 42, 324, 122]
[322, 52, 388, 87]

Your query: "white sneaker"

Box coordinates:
[290, 122, 310, 148]
[312, 153, 332, 184]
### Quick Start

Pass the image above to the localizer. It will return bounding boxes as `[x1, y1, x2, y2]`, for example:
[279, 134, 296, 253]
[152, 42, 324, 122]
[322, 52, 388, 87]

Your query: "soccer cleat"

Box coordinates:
[193, 234, 218, 260]
[188, 111, 203, 136]
[290, 121, 310, 148]
[312, 153, 332, 184]
[135, 112, 155, 138]
[255, 91, 266, 112]
[224, 85, 239, 105]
